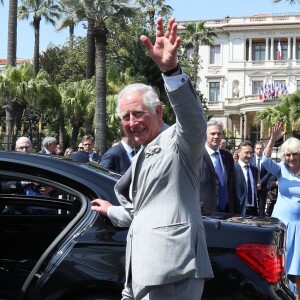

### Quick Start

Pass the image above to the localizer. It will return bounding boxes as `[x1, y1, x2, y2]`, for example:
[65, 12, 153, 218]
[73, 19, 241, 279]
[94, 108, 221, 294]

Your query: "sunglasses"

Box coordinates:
[78, 147, 84, 150]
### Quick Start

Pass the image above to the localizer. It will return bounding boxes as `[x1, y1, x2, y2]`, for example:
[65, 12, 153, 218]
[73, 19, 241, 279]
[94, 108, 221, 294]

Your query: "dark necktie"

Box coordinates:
[257, 158, 261, 172]
[131, 149, 136, 157]
[214, 152, 227, 210]
[246, 165, 253, 205]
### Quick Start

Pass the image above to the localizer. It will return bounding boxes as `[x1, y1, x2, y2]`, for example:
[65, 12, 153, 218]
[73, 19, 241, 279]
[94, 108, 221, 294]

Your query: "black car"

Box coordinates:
[0, 151, 295, 300]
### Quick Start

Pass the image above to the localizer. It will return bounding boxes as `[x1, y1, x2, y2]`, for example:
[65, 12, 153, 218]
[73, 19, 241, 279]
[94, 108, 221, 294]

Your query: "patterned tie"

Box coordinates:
[257, 158, 261, 172]
[246, 165, 253, 205]
[214, 152, 227, 210]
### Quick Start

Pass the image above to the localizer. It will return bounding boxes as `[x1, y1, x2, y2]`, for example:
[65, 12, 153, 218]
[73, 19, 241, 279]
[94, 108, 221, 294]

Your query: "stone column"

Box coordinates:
[248, 38, 252, 62]
[293, 37, 296, 60]
[270, 38, 274, 61]
[288, 37, 291, 60]
[265, 38, 269, 61]
[244, 113, 248, 140]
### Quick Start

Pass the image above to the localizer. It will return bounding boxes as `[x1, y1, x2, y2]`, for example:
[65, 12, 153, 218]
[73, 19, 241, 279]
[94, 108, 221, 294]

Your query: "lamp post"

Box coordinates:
[240, 113, 245, 141]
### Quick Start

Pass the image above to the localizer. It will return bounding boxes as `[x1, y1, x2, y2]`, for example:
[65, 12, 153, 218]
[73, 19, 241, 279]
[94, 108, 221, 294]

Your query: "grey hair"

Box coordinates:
[280, 137, 300, 162]
[207, 120, 224, 132]
[41, 136, 57, 149]
[116, 83, 160, 117]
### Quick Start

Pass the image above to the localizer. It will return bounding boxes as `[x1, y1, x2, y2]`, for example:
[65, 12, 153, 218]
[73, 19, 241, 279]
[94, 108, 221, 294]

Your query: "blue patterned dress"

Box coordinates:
[262, 157, 300, 275]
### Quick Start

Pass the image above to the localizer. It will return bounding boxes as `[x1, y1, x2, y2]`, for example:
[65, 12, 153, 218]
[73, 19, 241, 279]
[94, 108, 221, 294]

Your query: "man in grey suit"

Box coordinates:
[91, 17, 213, 300]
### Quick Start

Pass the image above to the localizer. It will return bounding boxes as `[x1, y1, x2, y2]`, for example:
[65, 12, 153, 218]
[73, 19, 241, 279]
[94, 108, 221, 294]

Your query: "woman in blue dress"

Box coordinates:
[262, 123, 300, 298]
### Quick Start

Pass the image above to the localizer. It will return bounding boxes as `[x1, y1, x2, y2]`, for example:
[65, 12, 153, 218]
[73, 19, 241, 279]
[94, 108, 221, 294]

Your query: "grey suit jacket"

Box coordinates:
[109, 78, 213, 286]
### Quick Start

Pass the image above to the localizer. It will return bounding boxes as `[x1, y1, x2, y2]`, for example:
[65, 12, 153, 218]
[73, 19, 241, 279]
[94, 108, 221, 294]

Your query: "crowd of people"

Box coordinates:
[5, 17, 300, 300]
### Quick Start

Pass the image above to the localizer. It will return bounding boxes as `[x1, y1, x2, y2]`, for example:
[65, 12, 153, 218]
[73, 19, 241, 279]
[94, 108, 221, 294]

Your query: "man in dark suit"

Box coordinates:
[200, 120, 238, 213]
[235, 141, 259, 216]
[100, 126, 137, 175]
[250, 141, 270, 217]
[81, 134, 101, 163]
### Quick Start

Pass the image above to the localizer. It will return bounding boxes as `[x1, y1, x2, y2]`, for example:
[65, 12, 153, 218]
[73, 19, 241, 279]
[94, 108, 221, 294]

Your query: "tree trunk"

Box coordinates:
[69, 23, 74, 49]
[84, 116, 93, 135]
[94, 31, 107, 155]
[86, 20, 95, 79]
[7, 0, 18, 67]
[4, 103, 14, 151]
[70, 123, 80, 150]
[33, 17, 41, 75]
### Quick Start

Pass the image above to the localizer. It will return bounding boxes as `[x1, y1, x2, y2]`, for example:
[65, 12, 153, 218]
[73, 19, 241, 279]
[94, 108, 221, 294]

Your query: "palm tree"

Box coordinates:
[18, 0, 61, 75]
[61, 0, 136, 154]
[0, 63, 35, 149]
[181, 22, 217, 57]
[56, 1, 80, 48]
[59, 79, 95, 149]
[7, 0, 18, 67]
[254, 90, 300, 134]
[135, 0, 173, 31]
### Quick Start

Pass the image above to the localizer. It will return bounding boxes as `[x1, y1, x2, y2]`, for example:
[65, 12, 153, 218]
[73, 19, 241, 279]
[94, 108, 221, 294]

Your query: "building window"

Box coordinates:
[252, 80, 263, 95]
[297, 44, 300, 60]
[209, 82, 220, 101]
[210, 45, 220, 64]
[253, 45, 265, 61]
[297, 80, 300, 90]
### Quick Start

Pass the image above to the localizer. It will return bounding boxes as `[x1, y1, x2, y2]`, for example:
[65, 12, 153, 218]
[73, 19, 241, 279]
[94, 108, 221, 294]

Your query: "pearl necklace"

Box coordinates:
[288, 169, 300, 177]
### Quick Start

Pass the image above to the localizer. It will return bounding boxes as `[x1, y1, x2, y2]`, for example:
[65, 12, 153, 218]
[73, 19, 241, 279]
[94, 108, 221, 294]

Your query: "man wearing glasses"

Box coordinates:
[81, 134, 101, 163]
[1, 137, 55, 197]
[15, 136, 33, 153]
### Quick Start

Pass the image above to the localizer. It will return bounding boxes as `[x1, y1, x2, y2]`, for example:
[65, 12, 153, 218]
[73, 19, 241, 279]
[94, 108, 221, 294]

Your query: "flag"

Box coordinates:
[281, 83, 288, 95]
[277, 38, 282, 61]
[259, 86, 264, 101]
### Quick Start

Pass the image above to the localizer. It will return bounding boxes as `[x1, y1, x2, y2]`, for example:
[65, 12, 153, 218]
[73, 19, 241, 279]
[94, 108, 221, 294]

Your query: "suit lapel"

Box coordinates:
[119, 143, 131, 165]
[204, 151, 215, 174]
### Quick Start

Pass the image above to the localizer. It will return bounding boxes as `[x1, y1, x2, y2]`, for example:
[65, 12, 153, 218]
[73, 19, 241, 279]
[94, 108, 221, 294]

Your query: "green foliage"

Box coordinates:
[134, 0, 173, 31]
[0, 62, 34, 105]
[254, 89, 300, 132]
[39, 37, 87, 84]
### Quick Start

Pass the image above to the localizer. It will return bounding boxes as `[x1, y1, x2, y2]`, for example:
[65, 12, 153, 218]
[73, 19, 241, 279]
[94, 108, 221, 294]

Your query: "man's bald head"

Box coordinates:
[15, 137, 33, 153]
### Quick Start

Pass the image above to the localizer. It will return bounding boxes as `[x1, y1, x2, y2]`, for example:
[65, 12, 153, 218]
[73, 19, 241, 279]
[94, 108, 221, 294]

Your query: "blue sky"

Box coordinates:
[0, 0, 299, 59]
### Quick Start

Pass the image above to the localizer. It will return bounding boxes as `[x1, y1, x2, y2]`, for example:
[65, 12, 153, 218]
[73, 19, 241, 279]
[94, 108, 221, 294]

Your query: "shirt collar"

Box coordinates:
[238, 160, 248, 168]
[205, 144, 220, 156]
[121, 140, 135, 155]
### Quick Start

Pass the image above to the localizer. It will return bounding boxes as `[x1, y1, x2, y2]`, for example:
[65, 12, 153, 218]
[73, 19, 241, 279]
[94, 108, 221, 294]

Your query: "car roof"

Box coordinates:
[0, 151, 121, 203]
